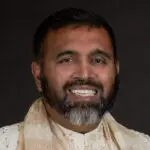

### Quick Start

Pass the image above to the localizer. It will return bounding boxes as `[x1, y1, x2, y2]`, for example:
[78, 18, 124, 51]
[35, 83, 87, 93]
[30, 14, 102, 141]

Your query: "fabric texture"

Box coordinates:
[1, 97, 150, 150]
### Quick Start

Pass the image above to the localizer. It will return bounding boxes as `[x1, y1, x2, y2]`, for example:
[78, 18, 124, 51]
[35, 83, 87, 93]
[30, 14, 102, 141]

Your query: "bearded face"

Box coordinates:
[40, 75, 118, 125]
[32, 26, 119, 126]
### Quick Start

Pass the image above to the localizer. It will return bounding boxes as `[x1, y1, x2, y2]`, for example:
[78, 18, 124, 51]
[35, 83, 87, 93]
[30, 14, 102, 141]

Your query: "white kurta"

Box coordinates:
[0, 99, 150, 150]
[0, 117, 150, 150]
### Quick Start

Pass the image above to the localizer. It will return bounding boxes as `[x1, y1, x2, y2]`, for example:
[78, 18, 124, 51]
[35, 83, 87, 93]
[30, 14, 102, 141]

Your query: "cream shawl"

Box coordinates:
[16, 98, 150, 150]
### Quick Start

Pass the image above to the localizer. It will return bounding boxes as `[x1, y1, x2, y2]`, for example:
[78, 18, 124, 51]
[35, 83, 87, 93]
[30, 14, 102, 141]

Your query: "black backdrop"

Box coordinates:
[1, 0, 150, 135]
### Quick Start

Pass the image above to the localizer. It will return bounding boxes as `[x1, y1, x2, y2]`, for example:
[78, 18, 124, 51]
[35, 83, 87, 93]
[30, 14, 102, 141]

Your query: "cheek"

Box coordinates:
[55, 66, 73, 85]
[44, 65, 73, 90]
[96, 67, 116, 91]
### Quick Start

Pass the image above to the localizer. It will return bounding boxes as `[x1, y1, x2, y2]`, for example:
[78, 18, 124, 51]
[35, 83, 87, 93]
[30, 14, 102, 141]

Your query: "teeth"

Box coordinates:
[71, 90, 96, 96]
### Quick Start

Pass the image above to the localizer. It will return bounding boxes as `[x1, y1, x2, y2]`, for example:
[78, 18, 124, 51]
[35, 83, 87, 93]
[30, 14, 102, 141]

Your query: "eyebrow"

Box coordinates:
[56, 49, 112, 60]
[56, 50, 78, 59]
[90, 49, 112, 60]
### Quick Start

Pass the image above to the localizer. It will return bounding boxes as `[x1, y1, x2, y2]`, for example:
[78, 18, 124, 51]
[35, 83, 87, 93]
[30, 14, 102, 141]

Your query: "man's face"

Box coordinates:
[32, 26, 119, 126]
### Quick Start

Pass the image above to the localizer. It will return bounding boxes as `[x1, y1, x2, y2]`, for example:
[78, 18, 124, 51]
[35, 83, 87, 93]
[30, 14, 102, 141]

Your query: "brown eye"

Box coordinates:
[59, 57, 72, 64]
[95, 59, 102, 63]
[92, 58, 106, 64]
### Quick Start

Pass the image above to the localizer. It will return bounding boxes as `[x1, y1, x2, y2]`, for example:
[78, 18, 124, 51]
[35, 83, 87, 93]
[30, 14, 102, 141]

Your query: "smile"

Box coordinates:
[69, 89, 97, 97]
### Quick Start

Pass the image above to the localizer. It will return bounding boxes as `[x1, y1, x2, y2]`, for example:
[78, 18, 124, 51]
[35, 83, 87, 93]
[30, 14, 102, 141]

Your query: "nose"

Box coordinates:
[72, 60, 96, 80]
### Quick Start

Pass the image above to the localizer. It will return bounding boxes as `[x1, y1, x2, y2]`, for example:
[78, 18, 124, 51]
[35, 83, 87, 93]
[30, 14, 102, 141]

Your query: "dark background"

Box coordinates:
[0, 0, 150, 135]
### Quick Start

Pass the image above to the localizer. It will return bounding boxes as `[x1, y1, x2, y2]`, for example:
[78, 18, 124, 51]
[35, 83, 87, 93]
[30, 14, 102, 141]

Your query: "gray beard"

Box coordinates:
[62, 94, 105, 126]
[40, 75, 117, 126]
[65, 107, 100, 125]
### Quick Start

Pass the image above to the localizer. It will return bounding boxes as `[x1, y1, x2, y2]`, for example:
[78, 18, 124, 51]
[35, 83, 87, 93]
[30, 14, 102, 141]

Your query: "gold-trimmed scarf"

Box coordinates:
[16, 97, 148, 150]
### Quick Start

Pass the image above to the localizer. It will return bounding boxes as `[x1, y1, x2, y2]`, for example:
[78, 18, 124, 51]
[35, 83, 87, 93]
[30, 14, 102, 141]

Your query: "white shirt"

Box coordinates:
[0, 121, 150, 150]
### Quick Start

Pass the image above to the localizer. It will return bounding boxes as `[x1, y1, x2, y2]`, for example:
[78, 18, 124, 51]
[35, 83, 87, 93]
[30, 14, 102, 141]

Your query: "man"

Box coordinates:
[0, 8, 150, 150]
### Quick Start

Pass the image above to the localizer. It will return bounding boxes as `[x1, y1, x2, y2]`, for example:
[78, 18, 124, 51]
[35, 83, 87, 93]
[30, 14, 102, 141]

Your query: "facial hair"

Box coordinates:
[40, 75, 118, 126]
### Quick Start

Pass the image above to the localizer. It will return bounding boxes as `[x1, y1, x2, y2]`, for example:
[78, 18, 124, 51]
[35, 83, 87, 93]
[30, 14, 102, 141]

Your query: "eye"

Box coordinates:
[91, 58, 106, 64]
[91, 57, 107, 65]
[95, 59, 103, 63]
[58, 57, 73, 64]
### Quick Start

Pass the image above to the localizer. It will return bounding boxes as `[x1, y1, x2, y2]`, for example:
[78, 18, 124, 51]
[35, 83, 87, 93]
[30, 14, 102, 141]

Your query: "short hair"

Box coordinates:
[33, 8, 117, 61]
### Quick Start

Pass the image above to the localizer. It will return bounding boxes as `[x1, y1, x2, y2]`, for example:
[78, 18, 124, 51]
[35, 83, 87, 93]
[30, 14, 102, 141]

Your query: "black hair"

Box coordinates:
[33, 8, 117, 61]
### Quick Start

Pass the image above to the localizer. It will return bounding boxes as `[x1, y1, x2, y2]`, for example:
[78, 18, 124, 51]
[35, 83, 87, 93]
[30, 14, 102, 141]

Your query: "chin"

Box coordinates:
[64, 106, 101, 126]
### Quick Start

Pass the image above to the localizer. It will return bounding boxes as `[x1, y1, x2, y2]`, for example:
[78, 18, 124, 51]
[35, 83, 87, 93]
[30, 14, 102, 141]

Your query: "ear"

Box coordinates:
[116, 60, 120, 74]
[31, 61, 42, 92]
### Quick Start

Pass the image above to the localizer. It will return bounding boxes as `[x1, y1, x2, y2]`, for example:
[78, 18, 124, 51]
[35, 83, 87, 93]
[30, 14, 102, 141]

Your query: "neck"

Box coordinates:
[43, 100, 100, 133]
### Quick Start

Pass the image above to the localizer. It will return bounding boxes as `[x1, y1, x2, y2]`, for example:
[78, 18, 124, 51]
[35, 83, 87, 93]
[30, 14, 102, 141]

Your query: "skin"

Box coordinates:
[31, 26, 119, 133]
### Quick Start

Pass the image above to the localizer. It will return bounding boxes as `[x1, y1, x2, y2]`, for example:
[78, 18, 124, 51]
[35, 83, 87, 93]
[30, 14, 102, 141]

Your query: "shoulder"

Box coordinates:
[117, 122, 150, 149]
[104, 112, 150, 149]
[0, 123, 22, 150]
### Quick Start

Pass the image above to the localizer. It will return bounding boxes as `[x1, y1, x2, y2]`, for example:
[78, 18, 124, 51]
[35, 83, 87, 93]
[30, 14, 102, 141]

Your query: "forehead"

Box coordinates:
[43, 26, 113, 56]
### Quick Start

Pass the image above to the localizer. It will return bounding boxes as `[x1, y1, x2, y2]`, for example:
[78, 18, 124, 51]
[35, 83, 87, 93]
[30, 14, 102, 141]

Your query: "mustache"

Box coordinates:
[63, 78, 104, 91]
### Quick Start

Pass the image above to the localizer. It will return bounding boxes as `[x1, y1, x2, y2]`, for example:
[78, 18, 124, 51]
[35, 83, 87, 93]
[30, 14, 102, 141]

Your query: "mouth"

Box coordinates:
[67, 86, 99, 99]
[69, 89, 97, 96]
